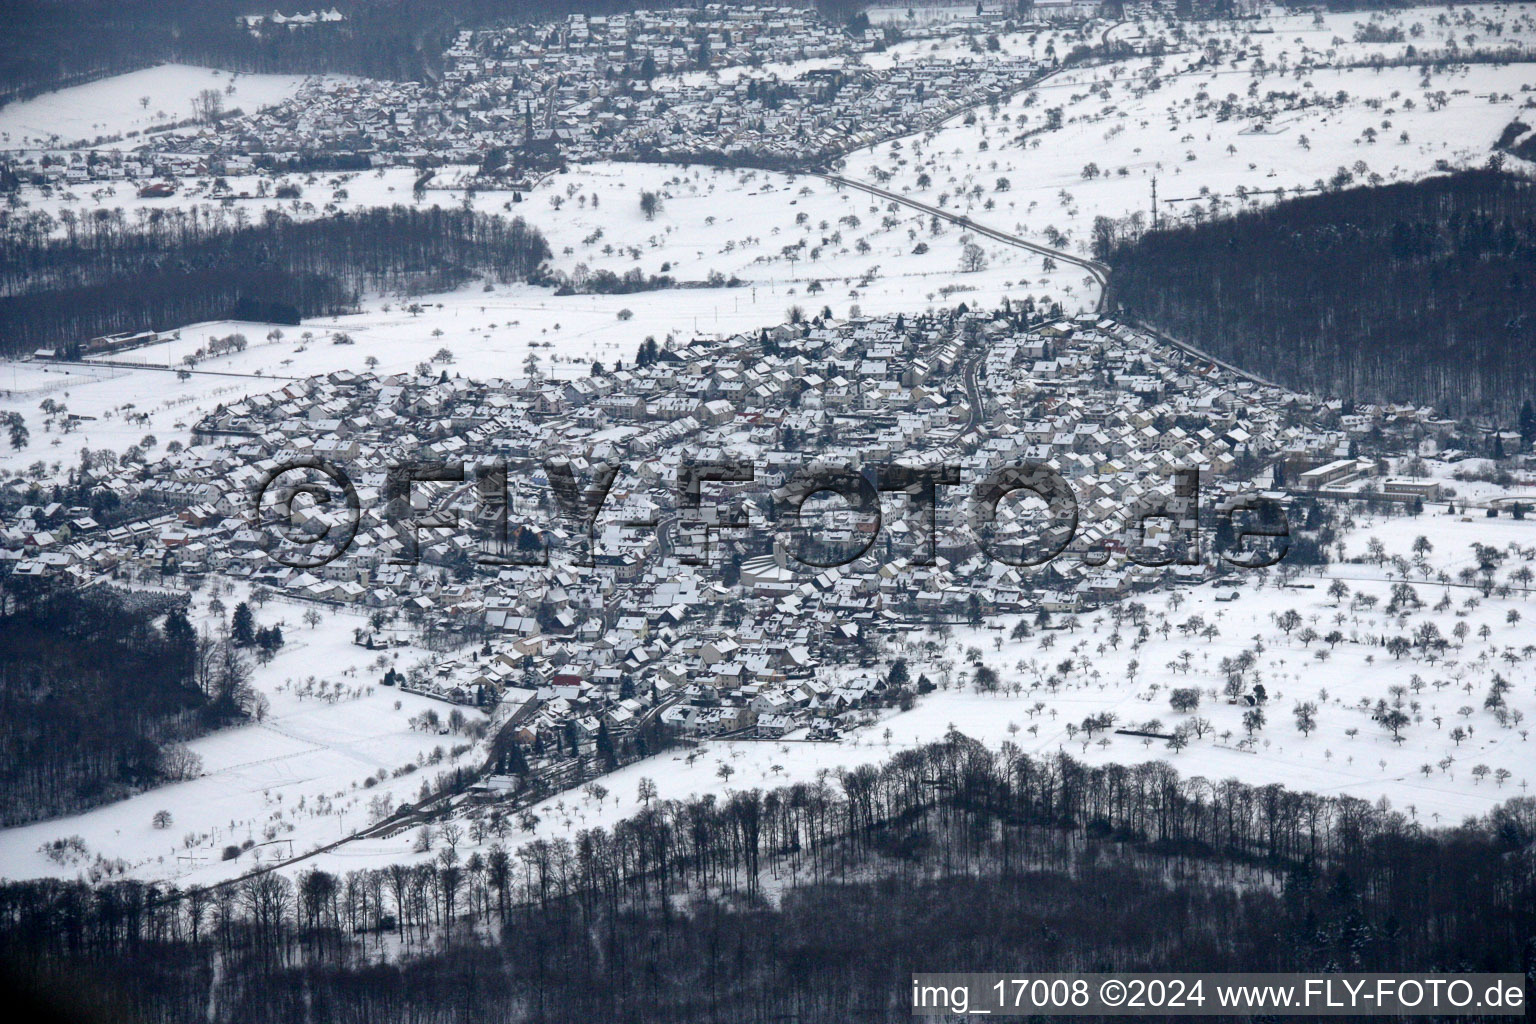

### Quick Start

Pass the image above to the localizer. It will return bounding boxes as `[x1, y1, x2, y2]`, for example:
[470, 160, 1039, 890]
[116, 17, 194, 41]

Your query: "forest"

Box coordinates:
[0, 206, 549, 357]
[1496, 120, 1536, 163]
[0, 582, 248, 827]
[1106, 169, 1536, 421]
[1, 731, 1531, 1022]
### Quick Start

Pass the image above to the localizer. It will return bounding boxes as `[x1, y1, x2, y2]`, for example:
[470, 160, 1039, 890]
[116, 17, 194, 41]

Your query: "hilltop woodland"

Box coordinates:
[0, 582, 275, 827]
[0, 206, 549, 358]
[1, 732, 1532, 1023]
[1107, 169, 1536, 420]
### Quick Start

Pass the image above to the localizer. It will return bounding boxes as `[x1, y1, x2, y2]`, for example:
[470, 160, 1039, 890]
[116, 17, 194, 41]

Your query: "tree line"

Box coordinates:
[1107, 169, 1536, 420]
[0, 206, 549, 357]
[0, 581, 259, 827]
[1, 730, 1531, 1021]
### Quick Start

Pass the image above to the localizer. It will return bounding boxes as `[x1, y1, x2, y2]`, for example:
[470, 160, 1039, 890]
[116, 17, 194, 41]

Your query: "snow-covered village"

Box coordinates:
[1, 2, 1534, 1022]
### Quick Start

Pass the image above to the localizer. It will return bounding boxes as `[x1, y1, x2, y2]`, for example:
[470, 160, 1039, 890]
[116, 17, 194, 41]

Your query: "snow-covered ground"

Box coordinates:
[11, 160, 1090, 311]
[8, 5, 1527, 451]
[840, 5, 1536, 260]
[0, 339, 276, 477]
[0, 586, 487, 885]
[0, 65, 344, 149]
[0, 159, 1088, 475]
[523, 161, 1088, 312]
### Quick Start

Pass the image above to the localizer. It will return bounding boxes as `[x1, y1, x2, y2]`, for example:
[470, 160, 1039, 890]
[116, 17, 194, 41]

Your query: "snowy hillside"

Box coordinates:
[0, 65, 347, 149]
[841, 4, 1536, 261]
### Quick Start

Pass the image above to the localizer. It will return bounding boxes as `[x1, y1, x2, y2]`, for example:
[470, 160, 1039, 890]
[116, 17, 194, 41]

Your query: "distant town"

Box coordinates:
[3, 2, 1121, 182]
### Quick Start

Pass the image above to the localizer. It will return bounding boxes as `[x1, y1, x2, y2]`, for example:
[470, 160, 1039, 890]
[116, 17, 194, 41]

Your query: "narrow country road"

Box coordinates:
[816, 172, 1112, 313]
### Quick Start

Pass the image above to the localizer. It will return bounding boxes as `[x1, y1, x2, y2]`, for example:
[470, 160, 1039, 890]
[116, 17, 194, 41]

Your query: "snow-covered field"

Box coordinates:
[0, 158, 1088, 474]
[841, 5, 1536, 259]
[12, 160, 1090, 311]
[0, 587, 486, 885]
[0, 64, 341, 149]
[0, 340, 274, 477]
[524, 161, 1088, 312]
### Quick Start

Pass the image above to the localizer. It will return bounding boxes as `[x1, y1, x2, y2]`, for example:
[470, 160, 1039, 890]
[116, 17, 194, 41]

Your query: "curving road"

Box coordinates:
[816, 172, 1112, 314]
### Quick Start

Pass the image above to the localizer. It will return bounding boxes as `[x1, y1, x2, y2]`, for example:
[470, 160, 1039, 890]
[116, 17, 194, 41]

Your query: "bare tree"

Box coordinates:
[193, 88, 224, 123]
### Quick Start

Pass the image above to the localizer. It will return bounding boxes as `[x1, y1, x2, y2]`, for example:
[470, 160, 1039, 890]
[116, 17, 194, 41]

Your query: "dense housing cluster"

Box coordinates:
[3, 306, 1480, 777]
[5, 4, 1063, 181]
